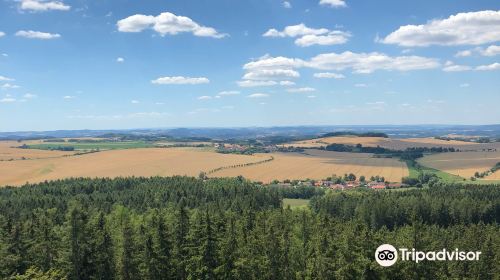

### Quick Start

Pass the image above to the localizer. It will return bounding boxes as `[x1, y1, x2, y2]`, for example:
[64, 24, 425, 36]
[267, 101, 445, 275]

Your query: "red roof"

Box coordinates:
[371, 185, 386, 189]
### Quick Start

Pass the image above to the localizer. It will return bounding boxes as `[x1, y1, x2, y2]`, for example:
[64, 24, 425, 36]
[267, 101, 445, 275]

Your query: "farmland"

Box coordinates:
[0, 147, 271, 186]
[417, 151, 500, 179]
[0, 140, 76, 161]
[211, 149, 408, 183]
[284, 136, 500, 151]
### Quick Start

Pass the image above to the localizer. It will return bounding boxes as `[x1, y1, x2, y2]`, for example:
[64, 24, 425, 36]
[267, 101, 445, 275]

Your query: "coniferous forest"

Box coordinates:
[0, 176, 499, 279]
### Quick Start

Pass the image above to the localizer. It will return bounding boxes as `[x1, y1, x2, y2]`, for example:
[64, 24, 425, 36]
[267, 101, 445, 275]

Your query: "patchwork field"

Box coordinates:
[0, 141, 75, 161]
[284, 136, 500, 151]
[0, 147, 270, 186]
[211, 149, 408, 183]
[417, 151, 500, 179]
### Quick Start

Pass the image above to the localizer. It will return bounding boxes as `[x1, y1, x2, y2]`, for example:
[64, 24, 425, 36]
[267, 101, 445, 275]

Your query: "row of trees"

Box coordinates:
[0, 177, 499, 279]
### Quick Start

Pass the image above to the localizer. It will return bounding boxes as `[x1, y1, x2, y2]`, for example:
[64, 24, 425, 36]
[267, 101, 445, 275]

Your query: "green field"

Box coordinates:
[25, 141, 155, 151]
[406, 159, 464, 182]
[283, 198, 310, 209]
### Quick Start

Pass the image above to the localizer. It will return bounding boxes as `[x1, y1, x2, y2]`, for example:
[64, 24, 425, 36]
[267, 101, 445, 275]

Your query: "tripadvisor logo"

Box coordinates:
[375, 244, 481, 267]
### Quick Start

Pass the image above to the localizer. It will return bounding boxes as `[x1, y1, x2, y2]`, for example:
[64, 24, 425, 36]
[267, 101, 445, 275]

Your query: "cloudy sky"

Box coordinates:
[0, 0, 499, 131]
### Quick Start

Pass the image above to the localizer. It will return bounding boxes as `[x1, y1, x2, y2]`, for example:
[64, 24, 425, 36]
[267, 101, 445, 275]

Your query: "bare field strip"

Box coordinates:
[211, 150, 408, 183]
[0, 141, 75, 161]
[283, 136, 500, 151]
[0, 148, 270, 186]
[418, 151, 500, 179]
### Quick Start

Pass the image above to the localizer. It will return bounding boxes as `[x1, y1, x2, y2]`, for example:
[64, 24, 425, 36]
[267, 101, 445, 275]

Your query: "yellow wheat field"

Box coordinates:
[211, 149, 408, 183]
[283, 136, 500, 151]
[0, 147, 270, 186]
[0, 140, 75, 161]
[418, 151, 500, 179]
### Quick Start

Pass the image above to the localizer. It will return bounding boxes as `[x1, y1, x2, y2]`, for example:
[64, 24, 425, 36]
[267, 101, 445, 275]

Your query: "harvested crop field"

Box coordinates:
[418, 151, 500, 179]
[0, 141, 75, 161]
[211, 149, 408, 183]
[0, 147, 270, 186]
[283, 136, 500, 151]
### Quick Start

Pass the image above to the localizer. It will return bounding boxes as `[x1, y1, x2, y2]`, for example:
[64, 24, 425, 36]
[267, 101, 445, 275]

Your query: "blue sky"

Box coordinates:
[0, 0, 499, 131]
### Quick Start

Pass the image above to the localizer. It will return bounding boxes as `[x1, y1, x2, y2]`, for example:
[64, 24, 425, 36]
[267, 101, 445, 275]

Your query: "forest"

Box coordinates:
[0, 176, 499, 279]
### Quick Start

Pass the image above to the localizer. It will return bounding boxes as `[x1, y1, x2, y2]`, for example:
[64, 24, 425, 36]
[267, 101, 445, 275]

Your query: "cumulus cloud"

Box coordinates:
[152, 76, 210, 85]
[319, 0, 347, 8]
[247, 93, 269, 98]
[63, 95, 75, 99]
[283, 1, 291, 8]
[15, 30, 60, 39]
[308, 51, 440, 73]
[455, 50, 472, 57]
[0, 75, 14, 81]
[238, 52, 439, 87]
[459, 83, 470, 88]
[0, 32, 5, 38]
[313, 72, 345, 79]
[117, 12, 227, 38]
[20, 0, 70, 12]
[116, 57, 125, 63]
[23, 93, 37, 98]
[1, 83, 20, 89]
[480, 45, 500, 56]
[475, 62, 500, 71]
[197, 95, 212, 100]
[263, 23, 350, 47]
[287, 87, 316, 93]
[0, 97, 16, 103]
[381, 10, 500, 47]
[131, 100, 139, 104]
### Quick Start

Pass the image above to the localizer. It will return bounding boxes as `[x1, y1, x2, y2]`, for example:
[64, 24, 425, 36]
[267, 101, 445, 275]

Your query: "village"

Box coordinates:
[272, 176, 407, 191]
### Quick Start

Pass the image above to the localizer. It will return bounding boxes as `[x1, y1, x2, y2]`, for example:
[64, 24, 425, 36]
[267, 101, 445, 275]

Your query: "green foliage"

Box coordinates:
[0, 177, 498, 279]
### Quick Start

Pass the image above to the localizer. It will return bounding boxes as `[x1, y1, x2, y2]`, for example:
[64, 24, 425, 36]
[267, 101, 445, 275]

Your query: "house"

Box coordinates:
[371, 185, 386, 190]
[330, 184, 345, 190]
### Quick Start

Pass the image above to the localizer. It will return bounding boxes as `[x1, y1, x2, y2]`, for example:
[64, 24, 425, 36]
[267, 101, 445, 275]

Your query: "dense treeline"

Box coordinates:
[322, 144, 456, 160]
[0, 177, 499, 279]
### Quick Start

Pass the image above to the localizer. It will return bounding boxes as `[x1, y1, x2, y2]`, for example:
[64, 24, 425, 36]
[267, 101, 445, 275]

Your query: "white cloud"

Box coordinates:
[237, 80, 277, 87]
[116, 57, 125, 63]
[247, 93, 269, 98]
[117, 12, 227, 38]
[279, 81, 295, 86]
[23, 93, 37, 98]
[308, 51, 440, 73]
[480, 45, 500, 56]
[283, 1, 291, 8]
[381, 10, 500, 47]
[63, 95, 75, 99]
[442, 64, 472, 72]
[455, 50, 472, 57]
[217, 90, 240, 96]
[475, 62, 500, 71]
[319, 0, 347, 8]
[197, 95, 212, 100]
[0, 32, 5, 38]
[263, 23, 350, 47]
[459, 83, 470, 88]
[313, 72, 345, 79]
[155, 102, 165, 105]
[1, 54, 7, 57]
[242, 69, 300, 80]
[0, 76, 14, 81]
[287, 87, 315, 93]
[152, 76, 210, 85]
[307, 95, 316, 98]
[20, 0, 70, 12]
[131, 100, 139, 104]
[16, 30, 60, 39]
[1, 83, 20, 89]
[0, 97, 16, 103]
